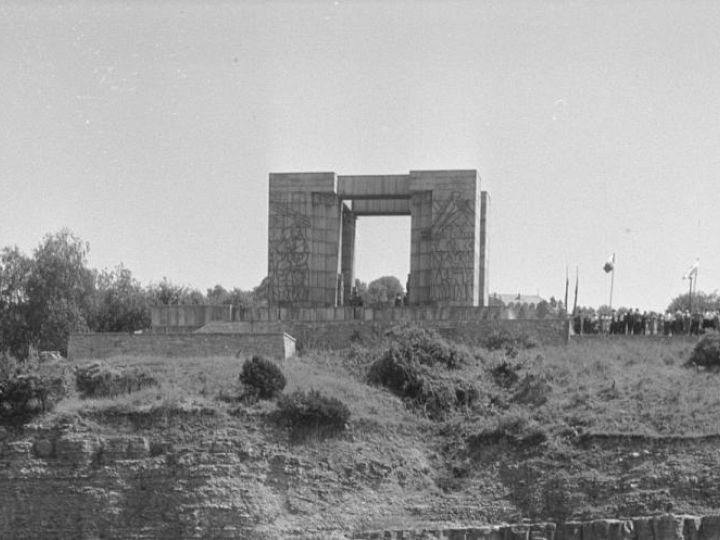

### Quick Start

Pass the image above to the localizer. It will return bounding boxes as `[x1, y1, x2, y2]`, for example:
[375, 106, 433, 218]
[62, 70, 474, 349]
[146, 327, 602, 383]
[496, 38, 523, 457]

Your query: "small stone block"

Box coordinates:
[33, 439, 53, 457]
[530, 523, 556, 540]
[682, 516, 701, 540]
[556, 522, 582, 540]
[607, 520, 634, 540]
[653, 515, 684, 540]
[633, 518, 653, 540]
[503, 526, 529, 540]
[467, 527, 502, 540]
[447, 529, 467, 540]
[700, 516, 720, 540]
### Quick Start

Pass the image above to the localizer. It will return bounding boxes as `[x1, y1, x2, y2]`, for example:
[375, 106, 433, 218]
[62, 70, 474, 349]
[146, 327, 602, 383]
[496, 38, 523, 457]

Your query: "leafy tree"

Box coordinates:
[206, 284, 230, 304]
[667, 291, 720, 313]
[252, 276, 269, 306]
[26, 229, 95, 355]
[206, 284, 256, 308]
[366, 276, 404, 307]
[0, 247, 33, 359]
[91, 265, 150, 332]
[146, 278, 204, 306]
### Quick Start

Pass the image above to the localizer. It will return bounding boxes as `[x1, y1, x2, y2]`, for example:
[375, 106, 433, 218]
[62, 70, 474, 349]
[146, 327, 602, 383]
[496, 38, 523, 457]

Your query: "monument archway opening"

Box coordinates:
[352, 215, 411, 299]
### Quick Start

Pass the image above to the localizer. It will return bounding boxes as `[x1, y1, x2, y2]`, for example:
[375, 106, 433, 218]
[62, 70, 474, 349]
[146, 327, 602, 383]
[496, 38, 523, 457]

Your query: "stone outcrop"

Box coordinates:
[355, 515, 720, 540]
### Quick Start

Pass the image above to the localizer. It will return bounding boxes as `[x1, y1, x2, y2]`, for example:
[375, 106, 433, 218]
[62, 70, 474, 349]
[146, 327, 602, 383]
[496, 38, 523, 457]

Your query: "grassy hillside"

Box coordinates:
[9, 330, 720, 535]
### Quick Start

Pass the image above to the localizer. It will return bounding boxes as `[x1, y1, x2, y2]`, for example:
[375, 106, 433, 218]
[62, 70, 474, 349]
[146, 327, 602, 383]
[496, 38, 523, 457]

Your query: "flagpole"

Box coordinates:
[573, 266, 579, 315]
[688, 275, 693, 313]
[564, 265, 569, 315]
[609, 252, 615, 310]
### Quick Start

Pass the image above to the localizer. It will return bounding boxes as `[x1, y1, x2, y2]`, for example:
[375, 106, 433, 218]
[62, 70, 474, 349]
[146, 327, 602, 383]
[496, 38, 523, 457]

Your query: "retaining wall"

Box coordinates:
[197, 318, 569, 349]
[151, 304, 558, 331]
[67, 332, 295, 360]
[355, 514, 720, 540]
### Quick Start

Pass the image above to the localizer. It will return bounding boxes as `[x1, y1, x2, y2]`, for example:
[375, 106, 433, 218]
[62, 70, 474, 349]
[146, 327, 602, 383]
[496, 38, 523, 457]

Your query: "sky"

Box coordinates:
[1, 0, 719, 312]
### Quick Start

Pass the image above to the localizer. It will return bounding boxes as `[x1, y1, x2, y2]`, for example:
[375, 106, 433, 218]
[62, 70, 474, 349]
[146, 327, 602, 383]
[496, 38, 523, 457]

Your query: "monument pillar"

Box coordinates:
[409, 170, 482, 307]
[340, 205, 357, 306]
[268, 173, 341, 308]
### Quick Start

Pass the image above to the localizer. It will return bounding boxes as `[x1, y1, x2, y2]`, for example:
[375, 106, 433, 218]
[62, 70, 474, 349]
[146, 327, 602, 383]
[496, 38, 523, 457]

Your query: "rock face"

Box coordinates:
[4, 411, 720, 540]
[0, 414, 289, 540]
[355, 516, 717, 540]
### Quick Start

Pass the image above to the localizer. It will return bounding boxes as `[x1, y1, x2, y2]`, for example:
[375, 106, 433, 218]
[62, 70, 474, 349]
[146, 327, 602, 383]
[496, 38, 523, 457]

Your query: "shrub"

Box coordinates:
[75, 361, 157, 398]
[367, 346, 481, 419]
[276, 389, 350, 438]
[688, 334, 720, 368]
[490, 360, 521, 388]
[239, 356, 287, 400]
[0, 366, 64, 424]
[511, 373, 551, 407]
[383, 325, 471, 368]
[469, 411, 548, 450]
[484, 329, 538, 353]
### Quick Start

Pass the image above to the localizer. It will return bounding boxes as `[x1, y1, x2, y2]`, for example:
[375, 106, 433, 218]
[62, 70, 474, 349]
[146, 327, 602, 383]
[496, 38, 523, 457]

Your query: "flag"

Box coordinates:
[682, 259, 699, 280]
[603, 253, 615, 274]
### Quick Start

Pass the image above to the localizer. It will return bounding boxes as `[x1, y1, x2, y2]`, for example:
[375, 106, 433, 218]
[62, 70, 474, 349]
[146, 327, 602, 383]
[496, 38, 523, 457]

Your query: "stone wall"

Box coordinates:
[355, 514, 718, 540]
[200, 318, 568, 350]
[67, 332, 295, 360]
[151, 304, 559, 330]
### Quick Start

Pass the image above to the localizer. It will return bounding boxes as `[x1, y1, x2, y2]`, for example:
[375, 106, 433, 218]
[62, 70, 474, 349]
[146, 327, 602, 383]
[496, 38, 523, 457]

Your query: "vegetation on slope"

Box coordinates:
[6, 329, 720, 531]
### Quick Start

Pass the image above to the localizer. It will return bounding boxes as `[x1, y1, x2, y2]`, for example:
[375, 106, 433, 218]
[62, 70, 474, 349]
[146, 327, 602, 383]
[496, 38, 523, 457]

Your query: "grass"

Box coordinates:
[15, 334, 720, 525]
[37, 335, 719, 440]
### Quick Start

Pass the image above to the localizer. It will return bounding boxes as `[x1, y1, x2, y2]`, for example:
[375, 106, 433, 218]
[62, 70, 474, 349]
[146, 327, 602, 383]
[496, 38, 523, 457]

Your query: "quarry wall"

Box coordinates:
[356, 514, 720, 540]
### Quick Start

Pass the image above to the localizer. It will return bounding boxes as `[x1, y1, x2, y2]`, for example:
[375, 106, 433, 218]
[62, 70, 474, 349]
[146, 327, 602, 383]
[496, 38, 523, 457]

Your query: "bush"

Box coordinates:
[0, 360, 64, 423]
[484, 329, 538, 354]
[239, 356, 287, 400]
[75, 361, 157, 398]
[367, 345, 481, 419]
[276, 389, 350, 438]
[688, 334, 720, 368]
[383, 325, 471, 368]
[469, 411, 548, 450]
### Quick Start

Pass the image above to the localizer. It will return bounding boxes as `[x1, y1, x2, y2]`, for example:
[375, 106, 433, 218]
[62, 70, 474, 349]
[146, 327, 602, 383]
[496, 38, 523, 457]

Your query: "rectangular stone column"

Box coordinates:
[479, 191, 490, 307]
[340, 204, 356, 306]
[409, 191, 433, 305]
[268, 172, 339, 308]
[410, 170, 481, 307]
[310, 191, 342, 306]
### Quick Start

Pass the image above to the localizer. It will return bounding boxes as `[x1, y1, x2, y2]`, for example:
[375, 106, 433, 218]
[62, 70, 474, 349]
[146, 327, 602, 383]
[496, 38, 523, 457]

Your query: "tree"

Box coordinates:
[667, 290, 720, 313]
[91, 265, 150, 333]
[206, 284, 256, 308]
[146, 278, 204, 306]
[0, 246, 33, 359]
[26, 229, 95, 355]
[366, 276, 404, 307]
[206, 284, 230, 305]
[252, 276, 269, 306]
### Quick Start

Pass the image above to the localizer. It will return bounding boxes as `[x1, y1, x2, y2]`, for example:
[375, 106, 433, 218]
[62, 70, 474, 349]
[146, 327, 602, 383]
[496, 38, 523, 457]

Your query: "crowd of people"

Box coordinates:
[573, 308, 720, 336]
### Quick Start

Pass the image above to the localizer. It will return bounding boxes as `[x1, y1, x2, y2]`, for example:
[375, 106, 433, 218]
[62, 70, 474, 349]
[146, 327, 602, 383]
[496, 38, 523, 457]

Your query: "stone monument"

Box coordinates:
[267, 170, 489, 308]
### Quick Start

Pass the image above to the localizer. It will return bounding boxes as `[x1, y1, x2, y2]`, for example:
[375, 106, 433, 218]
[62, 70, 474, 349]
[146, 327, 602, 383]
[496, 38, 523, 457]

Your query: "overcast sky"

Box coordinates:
[1, 0, 719, 311]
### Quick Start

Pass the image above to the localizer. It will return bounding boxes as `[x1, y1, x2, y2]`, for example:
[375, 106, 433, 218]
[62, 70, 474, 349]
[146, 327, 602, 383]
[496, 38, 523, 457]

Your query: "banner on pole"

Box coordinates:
[682, 259, 699, 280]
[603, 253, 615, 274]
